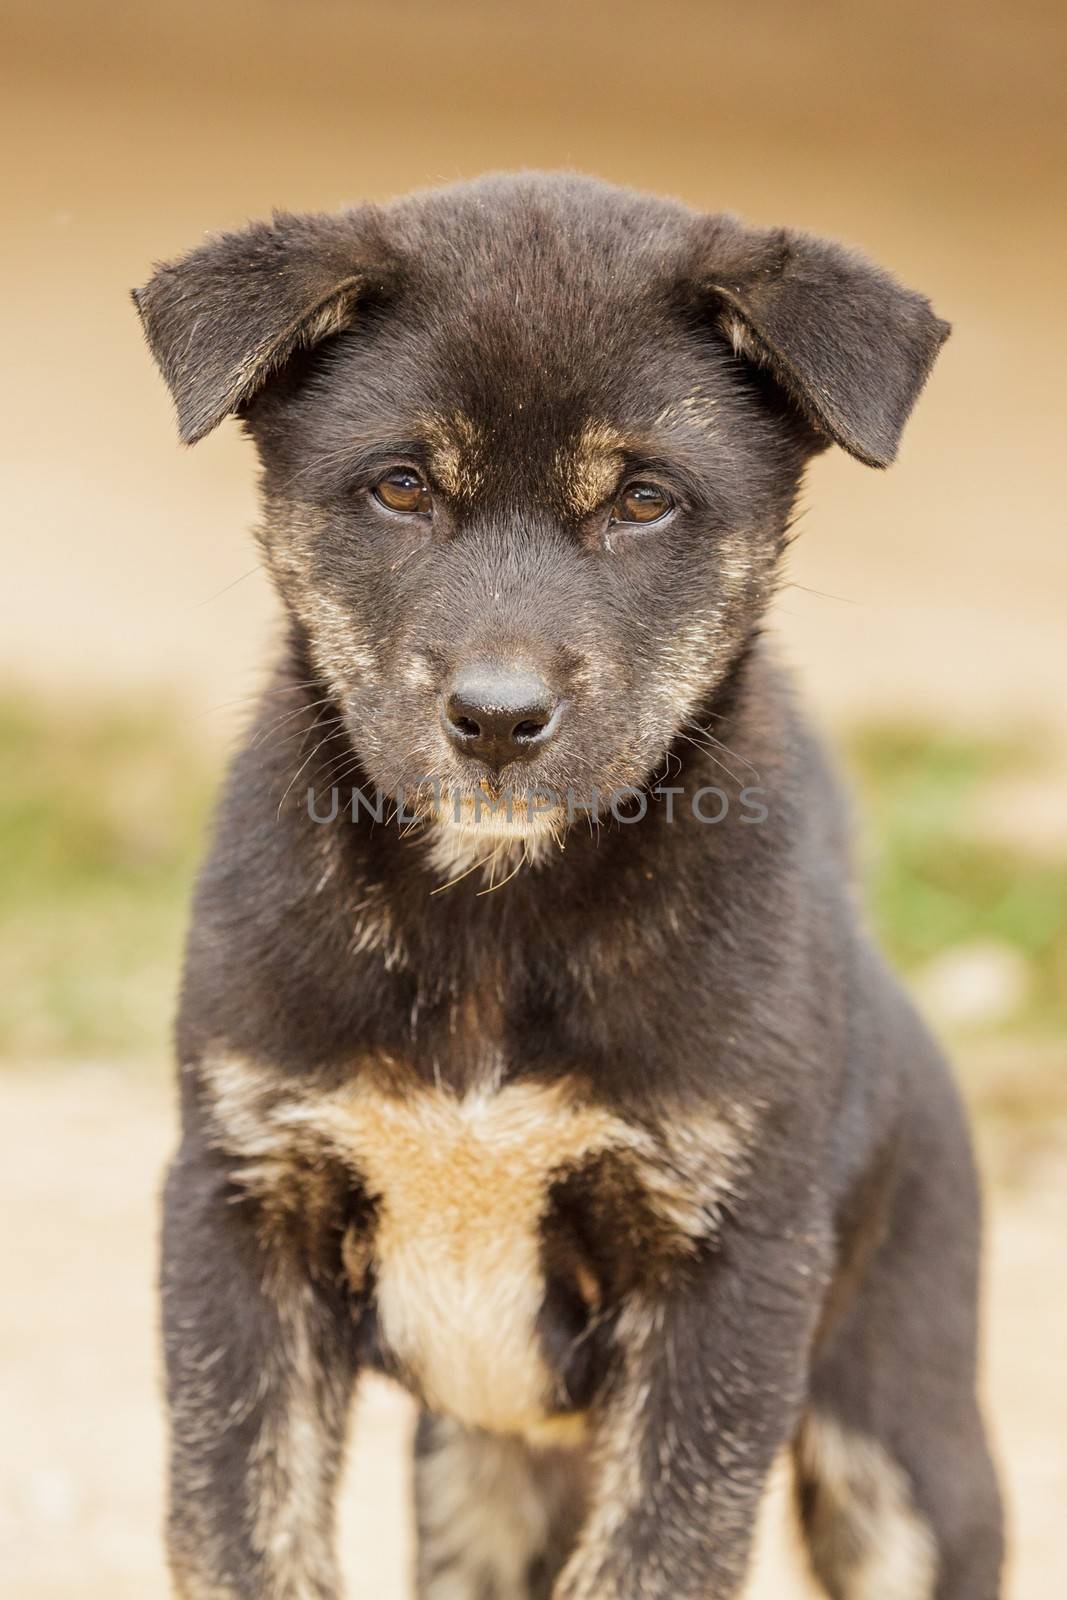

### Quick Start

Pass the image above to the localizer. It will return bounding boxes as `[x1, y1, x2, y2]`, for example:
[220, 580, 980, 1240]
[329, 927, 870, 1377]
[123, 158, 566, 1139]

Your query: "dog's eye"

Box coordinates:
[610, 482, 674, 526]
[372, 468, 433, 517]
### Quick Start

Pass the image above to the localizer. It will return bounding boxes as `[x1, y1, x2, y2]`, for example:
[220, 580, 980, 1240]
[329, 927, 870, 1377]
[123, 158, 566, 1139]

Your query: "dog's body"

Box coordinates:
[137, 174, 1002, 1599]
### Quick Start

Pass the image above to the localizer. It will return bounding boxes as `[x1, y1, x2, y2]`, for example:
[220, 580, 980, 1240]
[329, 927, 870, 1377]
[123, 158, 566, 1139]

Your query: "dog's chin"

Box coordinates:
[424, 796, 568, 885]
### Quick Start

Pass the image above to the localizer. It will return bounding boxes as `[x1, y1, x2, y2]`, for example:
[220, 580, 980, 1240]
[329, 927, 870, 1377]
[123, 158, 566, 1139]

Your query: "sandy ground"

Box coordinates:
[1, 1065, 1063, 1599]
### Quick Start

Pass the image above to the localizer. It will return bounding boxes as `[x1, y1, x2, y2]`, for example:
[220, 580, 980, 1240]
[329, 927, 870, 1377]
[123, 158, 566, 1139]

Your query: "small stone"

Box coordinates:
[917, 942, 1030, 1028]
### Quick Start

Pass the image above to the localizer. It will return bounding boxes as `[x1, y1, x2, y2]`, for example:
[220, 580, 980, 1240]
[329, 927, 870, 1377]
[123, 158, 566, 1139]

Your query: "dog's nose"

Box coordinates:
[442, 667, 562, 768]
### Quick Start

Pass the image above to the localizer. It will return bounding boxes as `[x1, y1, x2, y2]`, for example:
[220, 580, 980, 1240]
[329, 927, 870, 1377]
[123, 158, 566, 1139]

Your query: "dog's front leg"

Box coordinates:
[556, 1221, 829, 1600]
[162, 1140, 360, 1599]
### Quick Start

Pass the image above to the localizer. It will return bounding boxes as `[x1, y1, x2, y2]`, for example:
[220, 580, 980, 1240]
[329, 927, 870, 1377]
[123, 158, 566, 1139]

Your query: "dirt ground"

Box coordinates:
[1, 1065, 1063, 1599]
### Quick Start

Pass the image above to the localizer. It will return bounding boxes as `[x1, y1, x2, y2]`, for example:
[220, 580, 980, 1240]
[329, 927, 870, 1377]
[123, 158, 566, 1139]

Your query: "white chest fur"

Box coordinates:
[351, 1083, 629, 1433]
[202, 1056, 742, 1436]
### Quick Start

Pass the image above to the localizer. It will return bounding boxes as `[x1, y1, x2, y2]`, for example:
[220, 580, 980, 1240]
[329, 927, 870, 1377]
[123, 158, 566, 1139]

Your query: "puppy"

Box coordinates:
[135, 173, 1002, 1599]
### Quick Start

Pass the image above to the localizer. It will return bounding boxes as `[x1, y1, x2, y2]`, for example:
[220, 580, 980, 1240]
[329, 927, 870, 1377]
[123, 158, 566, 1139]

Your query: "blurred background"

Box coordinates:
[2, 1, 1064, 1594]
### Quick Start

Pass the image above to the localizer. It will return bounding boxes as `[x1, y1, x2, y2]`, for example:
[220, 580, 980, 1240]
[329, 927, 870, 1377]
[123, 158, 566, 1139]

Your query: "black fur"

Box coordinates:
[136, 173, 1000, 1600]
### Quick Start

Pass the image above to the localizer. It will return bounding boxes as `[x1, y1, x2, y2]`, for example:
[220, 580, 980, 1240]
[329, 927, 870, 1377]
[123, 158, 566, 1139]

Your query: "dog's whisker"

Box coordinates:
[675, 727, 745, 787]
[476, 841, 527, 895]
[429, 841, 501, 896]
[276, 724, 347, 818]
[194, 565, 265, 608]
[682, 716, 761, 782]
[253, 697, 339, 749]
[195, 678, 327, 722]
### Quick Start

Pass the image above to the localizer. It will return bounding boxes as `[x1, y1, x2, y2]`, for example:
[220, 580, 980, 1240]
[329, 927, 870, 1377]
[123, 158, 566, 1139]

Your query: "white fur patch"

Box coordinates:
[201, 1057, 744, 1438]
[425, 820, 557, 887]
[348, 1079, 620, 1433]
[725, 313, 754, 357]
[796, 1411, 939, 1599]
[248, 1286, 337, 1596]
[418, 1420, 575, 1599]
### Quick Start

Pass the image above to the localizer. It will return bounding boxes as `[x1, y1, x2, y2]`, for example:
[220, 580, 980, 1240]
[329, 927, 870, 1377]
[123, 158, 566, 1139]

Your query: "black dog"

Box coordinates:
[136, 173, 1002, 1599]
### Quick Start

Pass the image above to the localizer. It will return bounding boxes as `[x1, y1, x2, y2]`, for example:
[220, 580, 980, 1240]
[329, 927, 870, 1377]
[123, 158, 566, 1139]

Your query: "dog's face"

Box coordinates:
[136, 175, 947, 847]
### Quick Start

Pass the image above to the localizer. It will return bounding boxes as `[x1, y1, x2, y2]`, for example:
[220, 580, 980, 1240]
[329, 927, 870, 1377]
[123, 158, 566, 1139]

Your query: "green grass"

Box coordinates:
[0, 695, 1064, 1061]
[843, 725, 1067, 1033]
[0, 698, 215, 1061]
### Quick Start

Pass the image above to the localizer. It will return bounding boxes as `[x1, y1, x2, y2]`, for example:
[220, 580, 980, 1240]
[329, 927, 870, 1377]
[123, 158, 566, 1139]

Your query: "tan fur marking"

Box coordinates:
[201, 1057, 744, 1437]
[344, 1080, 619, 1432]
[171, 1573, 235, 1600]
[263, 504, 381, 688]
[650, 529, 772, 729]
[797, 1412, 939, 1599]
[655, 389, 722, 437]
[725, 312, 755, 357]
[341, 1223, 373, 1292]
[558, 420, 631, 518]
[522, 1410, 590, 1447]
[420, 410, 485, 501]
[574, 1258, 601, 1311]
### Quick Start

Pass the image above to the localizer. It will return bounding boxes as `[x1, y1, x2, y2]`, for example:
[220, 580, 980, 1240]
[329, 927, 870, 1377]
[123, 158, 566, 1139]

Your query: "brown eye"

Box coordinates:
[372, 468, 432, 517]
[610, 481, 674, 526]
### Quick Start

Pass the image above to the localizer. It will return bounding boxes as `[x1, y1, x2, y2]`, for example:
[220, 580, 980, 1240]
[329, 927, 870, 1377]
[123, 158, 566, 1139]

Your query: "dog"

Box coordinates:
[135, 172, 1003, 1599]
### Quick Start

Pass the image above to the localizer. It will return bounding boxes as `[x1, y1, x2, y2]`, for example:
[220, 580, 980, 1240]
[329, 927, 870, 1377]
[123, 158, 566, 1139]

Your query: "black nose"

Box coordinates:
[442, 666, 562, 768]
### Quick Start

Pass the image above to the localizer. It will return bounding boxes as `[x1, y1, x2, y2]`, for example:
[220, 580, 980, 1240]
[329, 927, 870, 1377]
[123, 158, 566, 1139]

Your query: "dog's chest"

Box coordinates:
[346, 1083, 628, 1434]
[205, 1057, 739, 1436]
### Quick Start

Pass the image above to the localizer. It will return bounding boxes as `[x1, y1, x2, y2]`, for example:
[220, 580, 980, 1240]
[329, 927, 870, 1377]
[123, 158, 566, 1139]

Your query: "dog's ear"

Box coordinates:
[695, 218, 950, 467]
[133, 209, 392, 444]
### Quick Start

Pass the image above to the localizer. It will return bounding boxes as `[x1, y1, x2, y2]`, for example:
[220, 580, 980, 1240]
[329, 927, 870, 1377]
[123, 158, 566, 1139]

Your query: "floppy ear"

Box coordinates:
[132, 209, 392, 444]
[696, 218, 950, 467]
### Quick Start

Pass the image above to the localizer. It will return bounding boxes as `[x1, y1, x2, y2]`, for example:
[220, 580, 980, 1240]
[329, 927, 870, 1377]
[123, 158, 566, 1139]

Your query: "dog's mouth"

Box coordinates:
[406, 779, 570, 843]
[346, 682, 669, 855]
[406, 778, 572, 886]
[371, 711, 669, 851]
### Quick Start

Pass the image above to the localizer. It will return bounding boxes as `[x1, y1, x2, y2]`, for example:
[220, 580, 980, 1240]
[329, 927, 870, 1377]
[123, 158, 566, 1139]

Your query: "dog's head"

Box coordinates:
[135, 174, 947, 849]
